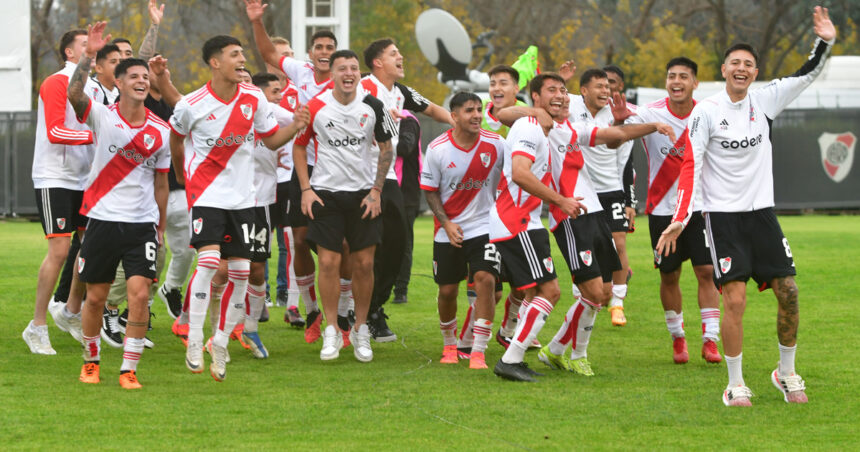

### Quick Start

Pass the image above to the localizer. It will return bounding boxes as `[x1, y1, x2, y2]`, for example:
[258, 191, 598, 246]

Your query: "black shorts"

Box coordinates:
[306, 189, 382, 253]
[78, 219, 158, 283]
[287, 165, 313, 227]
[704, 208, 797, 291]
[35, 188, 87, 237]
[553, 214, 620, 284]
[598, 190, 630, 233]
[493, 228, 557, 291]
[272, 181, 290, 228]
[251, 205, 274, 263]
[189, 206, 255, 259]
[433, 235, 501, 285]
[649, 212, 712, 273]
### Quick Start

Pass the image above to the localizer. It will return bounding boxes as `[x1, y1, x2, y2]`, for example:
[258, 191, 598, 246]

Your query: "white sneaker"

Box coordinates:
[320, 325, 343, 361]
[209, 343, 228, 382]
[47, 298, 65, 329]
[722, 385, 754, 407]
[52, 306, 83, 344]
[206, 337, 230, 363]
[22, 321, 56, 355]
[350, 324, 373, 363]
[186, 340, 204, 373]
[771, 364, 808, 404]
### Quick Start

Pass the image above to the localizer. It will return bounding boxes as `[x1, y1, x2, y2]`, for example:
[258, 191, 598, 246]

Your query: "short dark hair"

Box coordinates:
[111, 38, 132, 46]
[603, 65, 624, 81]
[724, 43, 759, 65]
[96, 44, 121, 63]
[114, 58, 148, 79]
[330, 49, 359, 67]
[449, 91, 482, 111]
[252, 72, 279, 89]
[59, 29, 87, 62]
[528, 73, 566, 98]
[579, 68, 608, 88]
[488, 64, 519, 84]
[666, 57, 698, 76]
[363, 38, 395, 70]
[202, 35, 242, 65]
[310, 30, 337, 48]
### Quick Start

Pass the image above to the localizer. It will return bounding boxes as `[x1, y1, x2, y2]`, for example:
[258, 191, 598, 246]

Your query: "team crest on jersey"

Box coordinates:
[480, 151, 491, 168]
[818, 132, 855, 183]
[77, 257, 85, 273]
[543, 257, 554, 273]
[359, 113, 369, 128]
[749, 106, 756, 122]
[287, 96, 297, 109]
[719, 257, 732, 274]
[193, 217, 203, 234]
[653, 250, 662, 265]
[240, 103, 252, 120]
[56, 218, 66, 230]
[579, 250, 593, 267]
[143, 133, 156, 150]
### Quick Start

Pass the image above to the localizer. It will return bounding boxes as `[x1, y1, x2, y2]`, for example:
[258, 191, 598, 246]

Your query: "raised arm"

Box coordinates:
[148, 56, 183, 108]
[245, 0, 282, 69]
[423, 103, 455, 127]
[261, 106, 309, 150]
[496, 105, 553, 130]
[138, 0, 164, 60]
[68, 22, 110, 120]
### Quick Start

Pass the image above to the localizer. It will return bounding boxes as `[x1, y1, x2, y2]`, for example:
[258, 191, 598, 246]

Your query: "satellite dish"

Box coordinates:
[415, 9, 471, 82]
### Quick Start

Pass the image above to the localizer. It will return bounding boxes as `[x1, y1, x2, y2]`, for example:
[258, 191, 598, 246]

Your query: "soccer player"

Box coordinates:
[569, 68, 637, 326]
[360, 38, 454, 342]
[421, 92, 504, 369]
[620, 57, 722, 364]
[24, 28, 93, 354]
[657, 6, 835, 406]
[66, 22, 170, 389]
[87, 44, 121, 105]
[604, 65, 638, 234]
[247, 0, 334, 342]
[292, 49, 395, 362]
[168, 35, 307, 381]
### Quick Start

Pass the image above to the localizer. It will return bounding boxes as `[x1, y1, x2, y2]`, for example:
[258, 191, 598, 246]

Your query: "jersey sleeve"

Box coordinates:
[365, 94, 396, 143]
[84, 102, 108, 133]
[507, 118, 544, 162]
[293, 98, 322, 146]
[279, 56, 306, 83]
[419, 145, 441, 191]
[168, 97, 192, 137]
[755, 37, 833, 118]
[672, 104, 711, 225]
[395, 82, 430, 113]
[254, 93, 279, 137]
[155, 130, 171, 172]
[569, 121, 600, 148]
[271, 103, 295, 128]
[40, 74, 93, 145]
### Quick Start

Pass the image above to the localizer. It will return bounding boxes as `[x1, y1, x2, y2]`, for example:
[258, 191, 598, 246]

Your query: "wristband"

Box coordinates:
[371, 186, 382, 193]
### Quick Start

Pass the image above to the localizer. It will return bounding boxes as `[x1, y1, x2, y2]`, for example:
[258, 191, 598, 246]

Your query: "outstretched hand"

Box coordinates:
[558, 60, 576, 83]
[148, 55, 169, 77]
[244, 0, 267, 22]
[813, 6, 836, 42]
[654, 122, 677, 144]
[655, 222, 684, 257]
[610, 92, 632, 123]
[85, 22, 111, 58]
[148, 0, 165, 25]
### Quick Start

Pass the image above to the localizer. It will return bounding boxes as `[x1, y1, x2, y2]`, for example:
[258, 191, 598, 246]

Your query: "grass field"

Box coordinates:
[1, 215, 859, 450]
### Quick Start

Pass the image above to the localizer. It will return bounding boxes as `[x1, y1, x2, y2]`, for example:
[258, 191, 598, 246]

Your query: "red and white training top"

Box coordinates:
[567, 95, 634, 194]
[254, 103, 294, 206]
[627, 97, 700, 216]
[169, 82, 279, 210]
[547, 119, 601, 231]
[32, 61, 94, 190]
[420, 129, 505, 243]
[86, 76, 119, 106]
[489, 116, 553, 242]
[276, 80, 300, 183]
[673, 37, 834, 225]
[279, 57, 333, 166]
[78, 102, 170, 223]
[294, 90, 395, 192]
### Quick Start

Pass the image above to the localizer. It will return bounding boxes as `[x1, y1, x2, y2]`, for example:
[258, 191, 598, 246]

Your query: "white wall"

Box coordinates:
[0, 1, 32, 111]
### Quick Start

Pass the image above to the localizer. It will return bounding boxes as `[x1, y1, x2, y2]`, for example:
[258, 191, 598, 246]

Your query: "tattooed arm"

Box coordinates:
[138, 0, 165, 61]
[361, 139, 393, 219]
[68, 54, 94, 120]
[425, 190, 464, 247]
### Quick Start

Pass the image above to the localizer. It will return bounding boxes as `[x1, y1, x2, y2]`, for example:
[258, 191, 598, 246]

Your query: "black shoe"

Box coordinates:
[337, 315, 351, 332]
[285, 306, 305, 328]
[367, 308, 396, 343]
[493, 359, 537, 382]
[118, 309, 128, 333]
[392, 292, 408, 304]
[265, 293, 274, 307]
[101, 307, 123, 348]
[347, 309, 355, 327]
[276, 292, 289, 307]
[158, 285, 183, 319]
[259, 304, 270, 323]
[520, 361, 544, 377]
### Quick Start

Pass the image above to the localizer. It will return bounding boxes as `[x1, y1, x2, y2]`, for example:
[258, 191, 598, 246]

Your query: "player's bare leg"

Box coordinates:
[469, 270, 496, 369]
[120, 275, 151, 388]
[693, 265, 722, 363]
[348, 245, 375, 361]
[243, 262, 269, 358]
[660, 268, 688, 363]
[437, 282, 459, 363]
[35, 235, 72, 326]
[771, 276, 807, 403]
[79, 282, 110, 383]
[720, 281, 751, 406]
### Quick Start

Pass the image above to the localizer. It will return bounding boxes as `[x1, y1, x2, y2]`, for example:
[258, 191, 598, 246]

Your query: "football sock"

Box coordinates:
[610, 284, 627, 308]
[457, 302, 474, 349]
[502, 297, 553, 364]
[244, 283, 266, 333]
[209, 282, 227, 337]
[571, 283, 582, 300]
[440, 318, 457, 346]
[701, 308, 720, 342]
[665, 310, 685, 338]
[549, 303, 578, 356]
[82, 334, 101, 362]
[778, 344, 797, 375]
[297, 274, 318, 314]
[187, 250, 220, 344]
[338, 279, 352, 317]
[472, 319, 492, 353]
[725, 353, 745, 387]
[214, 259, 250, 348]
[569, 297, 599, 360]
[500, 293, 522, 337]
[121, 337, 145, 372]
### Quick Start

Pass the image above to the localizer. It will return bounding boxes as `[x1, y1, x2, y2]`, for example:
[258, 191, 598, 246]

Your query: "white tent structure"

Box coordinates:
[0, 1, 32, 111]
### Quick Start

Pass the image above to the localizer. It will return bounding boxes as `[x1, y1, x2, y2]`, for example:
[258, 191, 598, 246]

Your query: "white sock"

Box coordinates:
[244, 283, 266, 333]
[82, 334, 100, 362]
[548, 303, 578, 356]
[121, 337, 145, 372]
[610, 284, 627, 308]
[297, 274, 318, 314]
[500, 294, 522, 337]
[440, 318, 457, 346]
[213, 260, 250, 348]
[725, 353, 745, 387]
[208, 282, 226, 337]
[778, 344, 797, 375]
[471, 319, 492, 353]
[665, 310, 685, 338]
[338, 279, 352, 317]
[187, 250, 220, 344]
[502, 297, 553, 364]
[569, 297, 599, 360]
[701, 308, 720, 342]
[457, 301, 475, 349]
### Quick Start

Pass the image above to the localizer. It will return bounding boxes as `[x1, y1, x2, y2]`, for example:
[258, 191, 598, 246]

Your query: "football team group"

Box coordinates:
[23, 0, 835, 406]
